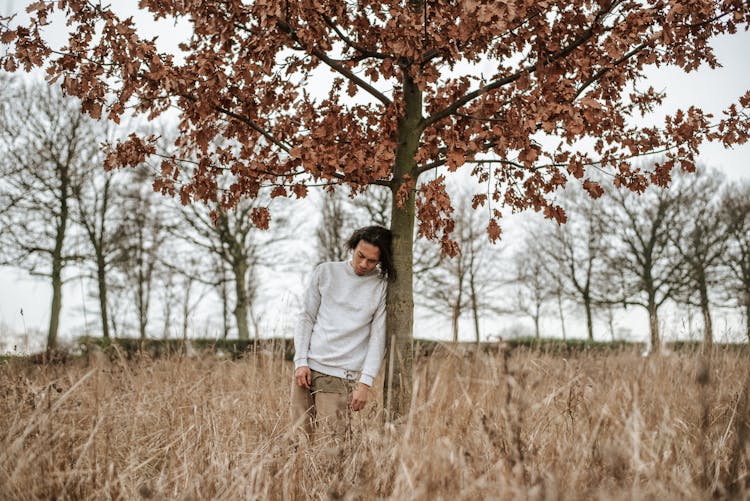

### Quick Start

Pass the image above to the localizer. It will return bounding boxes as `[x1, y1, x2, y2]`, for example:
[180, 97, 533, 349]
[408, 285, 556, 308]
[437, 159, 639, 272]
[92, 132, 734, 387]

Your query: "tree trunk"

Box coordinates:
[647, 298, 660, 352]
[182, 278, 192, 342]
[451, 302, 459, 344]
[452, 275, 463, 344]
[384, 193, 416, 421]
[584, 294, 594, 342]
[533, 310, 541, 340]
[96, 252, 110, 339]
[221, 278, 230, 339]
[137, 274, 147, 339]
[556, 290, 566, 341]
[699, 281, 713, 351]
[471, 290, 480, 345]
[161, 280, 174, 339]
[47, 175, 69, 351]
[745, 290, 750, 343]
[468, 266, 480, 344]
[383, 67, 421, 421]
[233, 260, 250, 340]
[48, 253, 63, 351]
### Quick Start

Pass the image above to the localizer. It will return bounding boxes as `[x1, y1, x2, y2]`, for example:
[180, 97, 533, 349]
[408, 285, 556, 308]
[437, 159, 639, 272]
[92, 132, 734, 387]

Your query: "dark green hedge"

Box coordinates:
[6, 337, 744, 365]
[77, 336, 295, 361]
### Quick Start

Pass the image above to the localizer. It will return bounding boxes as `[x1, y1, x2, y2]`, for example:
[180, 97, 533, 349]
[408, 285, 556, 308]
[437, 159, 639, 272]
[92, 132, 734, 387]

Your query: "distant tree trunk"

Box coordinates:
[533, 313, 540, 340]
[471, 287, 480, 345]
[745, 291, 750, 343]
[698, 280, 713, 350]
[556, 290, 567, 341]
[233, 260, 250, 340]
[221, 278, 230, 339]
[48, 252, 63, 350]
[48, 185, 68, 351]
[584, 292, 594, 342]
[96, 252, 110, 339]
[606, 305, 616, 342]
[137, 265, 148, 339]
[648, 297, 660, 351]
[451, 302, 459, 344]
[162, 287, 172, 340]
[182, 278, 192, 342]
[451, 272, 463, 343]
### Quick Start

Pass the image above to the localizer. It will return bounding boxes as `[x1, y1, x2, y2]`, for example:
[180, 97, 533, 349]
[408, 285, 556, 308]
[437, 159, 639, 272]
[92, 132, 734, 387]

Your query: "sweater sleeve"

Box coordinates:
[359, 283, 387, 386]
[293, 264, 322, 369]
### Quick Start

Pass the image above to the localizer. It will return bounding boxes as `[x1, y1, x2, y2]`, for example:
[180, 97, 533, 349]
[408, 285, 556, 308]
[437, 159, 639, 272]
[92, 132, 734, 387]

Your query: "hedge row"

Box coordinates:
[75, 336, 748, 362]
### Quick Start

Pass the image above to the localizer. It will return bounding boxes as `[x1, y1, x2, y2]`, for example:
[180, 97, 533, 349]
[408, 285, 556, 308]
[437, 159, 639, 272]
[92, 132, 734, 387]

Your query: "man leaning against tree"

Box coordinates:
[291, 226, 394, 441]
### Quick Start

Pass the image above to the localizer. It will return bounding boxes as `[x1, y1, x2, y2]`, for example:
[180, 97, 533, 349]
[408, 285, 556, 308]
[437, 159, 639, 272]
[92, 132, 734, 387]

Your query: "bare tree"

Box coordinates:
[316, 191, 353, 263]
[74, 167, 128, 339]
[113, 166, 168, 339]
[511, 235, 554, 341]
[722, 180, 750, 342]
[601, 168, 690, 350]
[175, 196, 287, 341]
[0, 79, 104, 350]
[538, 186, 609, 342]
[415, 191, 504, 344]
[669, 170, 728, 349]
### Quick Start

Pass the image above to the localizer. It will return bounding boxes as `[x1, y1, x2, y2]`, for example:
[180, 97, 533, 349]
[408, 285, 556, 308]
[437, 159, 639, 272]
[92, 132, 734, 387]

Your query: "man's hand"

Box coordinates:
[295, 366, 311, 389]
[349, 383, 369, 411]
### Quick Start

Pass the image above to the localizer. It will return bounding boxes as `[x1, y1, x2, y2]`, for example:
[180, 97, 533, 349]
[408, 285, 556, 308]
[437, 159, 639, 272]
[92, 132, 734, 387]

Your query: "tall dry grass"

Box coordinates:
[1, 345, 748, 500]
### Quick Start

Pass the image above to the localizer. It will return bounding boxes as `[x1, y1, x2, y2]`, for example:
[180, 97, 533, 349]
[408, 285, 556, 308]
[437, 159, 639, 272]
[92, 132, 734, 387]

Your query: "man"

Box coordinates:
[292, 225, 394, 440]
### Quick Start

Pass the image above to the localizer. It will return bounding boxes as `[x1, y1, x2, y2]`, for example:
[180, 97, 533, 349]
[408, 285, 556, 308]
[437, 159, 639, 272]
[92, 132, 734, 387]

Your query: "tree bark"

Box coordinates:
[48, 251, 63, 351]
[221, 277, 230, 339]
[233, 260, 250, 340]
[584, 292, 594, 342]
[384, 193, 416, 421]
[137, 266, 147, 340]
[452, 268, 463, 343]
[451, 302, 459, 344]
[556, 290, 567, 341]
[647, 297, 660, 352]
[47, 173, 69, 351]
[745, 291, 750, 343]
[383, 68, 421, 421]
[471, 287, 480, 345]
[96, 252, 110, 339]
[162, 285, 172, 340]
[182, 278, 192, 342]
[698, 281, 713, 351]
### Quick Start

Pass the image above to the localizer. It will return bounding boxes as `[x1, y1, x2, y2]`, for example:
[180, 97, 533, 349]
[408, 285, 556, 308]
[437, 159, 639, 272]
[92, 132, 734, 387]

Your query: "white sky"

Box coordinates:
[1, 3, 748, 351]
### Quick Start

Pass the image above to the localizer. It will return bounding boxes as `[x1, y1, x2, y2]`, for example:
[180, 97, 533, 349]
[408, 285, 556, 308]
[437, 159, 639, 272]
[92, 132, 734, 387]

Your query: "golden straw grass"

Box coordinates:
[1, 345, 748, 500]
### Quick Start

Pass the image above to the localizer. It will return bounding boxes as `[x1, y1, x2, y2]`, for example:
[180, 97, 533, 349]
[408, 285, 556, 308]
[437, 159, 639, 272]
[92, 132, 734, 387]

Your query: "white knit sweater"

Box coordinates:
[293, 260, 387, 386]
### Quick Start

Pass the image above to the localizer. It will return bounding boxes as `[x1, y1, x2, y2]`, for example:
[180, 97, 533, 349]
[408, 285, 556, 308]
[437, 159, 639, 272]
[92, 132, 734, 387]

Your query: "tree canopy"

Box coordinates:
[2, 0, 748, 416]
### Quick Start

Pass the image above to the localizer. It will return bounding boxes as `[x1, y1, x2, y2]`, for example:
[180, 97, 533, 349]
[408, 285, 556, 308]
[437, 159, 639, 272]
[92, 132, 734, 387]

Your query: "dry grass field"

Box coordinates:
[1, 345, 748, 500]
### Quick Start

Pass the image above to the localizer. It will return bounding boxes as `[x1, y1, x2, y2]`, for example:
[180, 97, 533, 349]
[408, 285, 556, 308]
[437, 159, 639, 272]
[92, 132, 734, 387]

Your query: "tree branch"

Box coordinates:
[276, 18, 392, 107]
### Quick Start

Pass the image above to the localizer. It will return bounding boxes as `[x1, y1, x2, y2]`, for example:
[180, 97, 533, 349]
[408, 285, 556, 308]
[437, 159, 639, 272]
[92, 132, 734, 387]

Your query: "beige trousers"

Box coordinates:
[290, 371, 355, 442]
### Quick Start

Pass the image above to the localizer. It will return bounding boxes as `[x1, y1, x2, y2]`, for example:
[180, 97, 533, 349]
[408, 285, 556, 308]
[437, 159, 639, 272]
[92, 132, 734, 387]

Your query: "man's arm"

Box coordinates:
[293, 264, 323, 386]
[350, 289, 386, 411]
[358, 284, 387, 387]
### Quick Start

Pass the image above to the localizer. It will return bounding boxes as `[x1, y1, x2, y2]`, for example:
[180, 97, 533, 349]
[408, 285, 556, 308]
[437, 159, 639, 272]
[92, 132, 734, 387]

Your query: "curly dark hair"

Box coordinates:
[346, 226, 395, 281]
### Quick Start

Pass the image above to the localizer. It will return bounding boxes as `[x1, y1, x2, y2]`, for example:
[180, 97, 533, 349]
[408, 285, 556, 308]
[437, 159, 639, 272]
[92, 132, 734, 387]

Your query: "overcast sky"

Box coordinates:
[1, 3, 748, 350]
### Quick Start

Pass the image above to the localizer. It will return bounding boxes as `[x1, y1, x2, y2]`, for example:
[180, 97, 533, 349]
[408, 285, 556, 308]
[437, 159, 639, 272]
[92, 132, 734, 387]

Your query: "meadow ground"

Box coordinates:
[0, 344, 748, 500]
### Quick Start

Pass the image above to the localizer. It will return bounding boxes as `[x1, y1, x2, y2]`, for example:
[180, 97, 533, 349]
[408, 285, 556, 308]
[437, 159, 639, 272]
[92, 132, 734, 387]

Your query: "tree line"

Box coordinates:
[1, 78, 748, 353]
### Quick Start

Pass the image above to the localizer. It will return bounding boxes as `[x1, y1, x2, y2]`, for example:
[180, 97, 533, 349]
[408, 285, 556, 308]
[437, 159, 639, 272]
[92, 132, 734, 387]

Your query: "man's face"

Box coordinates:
[352, 240, 381, 276]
